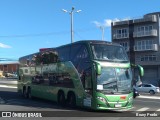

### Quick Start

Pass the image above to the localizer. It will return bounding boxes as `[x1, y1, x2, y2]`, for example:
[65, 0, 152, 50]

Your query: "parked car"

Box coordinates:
[135, 84, 160, 95]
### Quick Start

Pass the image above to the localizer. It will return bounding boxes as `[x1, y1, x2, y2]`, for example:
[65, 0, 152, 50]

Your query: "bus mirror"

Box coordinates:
[136, 76, 142, 86]
[131, 64, 144, 77]
[137, 65, 144, 77]
[96, 63, 101, 75]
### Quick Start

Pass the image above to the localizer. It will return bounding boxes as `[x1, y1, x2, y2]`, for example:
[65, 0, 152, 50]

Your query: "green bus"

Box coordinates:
[18, 40, 143, 110]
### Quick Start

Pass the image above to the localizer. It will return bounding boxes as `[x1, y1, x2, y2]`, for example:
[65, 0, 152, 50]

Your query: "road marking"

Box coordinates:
[135, 99, 160, 104]
[0, 85, 17, 89]
[136, 107, 149, 111]
[137, 95, 160, 100]
[156, 109, 160, 111]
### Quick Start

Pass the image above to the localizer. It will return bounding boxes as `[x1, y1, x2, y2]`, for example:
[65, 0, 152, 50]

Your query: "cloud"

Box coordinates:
[92, 19, 113, 27]
[0, 43, 12, 48]
[104, 19, 112, 27]
[122, 17, 131, 21]
[92, 21, 101, 27]
[112, 18, 120, 22]
[93, 17, 130, 27]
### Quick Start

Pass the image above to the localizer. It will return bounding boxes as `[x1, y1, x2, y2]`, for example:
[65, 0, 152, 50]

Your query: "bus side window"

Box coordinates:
[70, 44, 82, 66]
[42, 73, 49, 85]
[62, 74, 74, 88]
[32, 75, 43, 84]
[49, 73, 74, 88]
[49, 74, 57, 85]
[70, 44, 92, 89]
[81, 68, 92, 89]
[57, 46, 70, 62]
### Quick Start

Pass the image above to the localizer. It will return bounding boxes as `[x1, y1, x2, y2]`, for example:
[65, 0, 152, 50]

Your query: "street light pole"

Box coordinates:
[70, 7, 74, 43]
[62, 7, 81, 43]
[100, 26, 105, 40]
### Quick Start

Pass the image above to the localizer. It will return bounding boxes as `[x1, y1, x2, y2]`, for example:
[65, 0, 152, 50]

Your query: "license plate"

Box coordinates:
[115, 103, 122, 108]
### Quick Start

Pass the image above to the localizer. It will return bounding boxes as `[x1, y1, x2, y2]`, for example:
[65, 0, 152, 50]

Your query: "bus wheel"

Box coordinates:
[27, 88, 32, 99]
[58, 92, 65, 106]
[23, 88, 27, 98]
[67, 93, 76, 108]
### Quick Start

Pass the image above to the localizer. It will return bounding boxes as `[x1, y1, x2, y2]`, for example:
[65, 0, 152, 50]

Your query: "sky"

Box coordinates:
[0, 0, 160, 62]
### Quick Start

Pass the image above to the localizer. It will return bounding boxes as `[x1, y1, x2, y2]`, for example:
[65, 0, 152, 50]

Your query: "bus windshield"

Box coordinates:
[91, 44, 128, 62]
[97, 67, 132, 94]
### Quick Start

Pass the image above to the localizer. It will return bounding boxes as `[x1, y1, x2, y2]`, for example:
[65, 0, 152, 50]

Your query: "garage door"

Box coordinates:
[142, 68, 158, 85]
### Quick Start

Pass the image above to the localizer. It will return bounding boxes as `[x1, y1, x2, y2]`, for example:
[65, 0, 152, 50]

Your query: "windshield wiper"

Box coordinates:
[102, 80, 118, 92]
[102, 80, 117, 85]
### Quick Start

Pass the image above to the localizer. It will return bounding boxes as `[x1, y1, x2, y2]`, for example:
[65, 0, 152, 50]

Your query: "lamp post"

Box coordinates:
[99, 26, 105, 40]
[62, 7, 81, 43]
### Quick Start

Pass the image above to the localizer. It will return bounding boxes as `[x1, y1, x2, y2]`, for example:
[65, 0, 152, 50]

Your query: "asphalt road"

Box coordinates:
[0, 78, 160, 120]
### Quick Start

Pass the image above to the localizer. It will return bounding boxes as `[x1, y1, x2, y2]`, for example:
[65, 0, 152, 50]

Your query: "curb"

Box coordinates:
[0, 85, 17, 89]
[137, 95, 160, 100]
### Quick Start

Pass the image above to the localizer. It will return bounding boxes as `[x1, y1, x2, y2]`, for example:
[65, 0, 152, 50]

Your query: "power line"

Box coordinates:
[0, 28, 98, 38]
[74, 32, 86, 40]
[0, 31, 70, 38]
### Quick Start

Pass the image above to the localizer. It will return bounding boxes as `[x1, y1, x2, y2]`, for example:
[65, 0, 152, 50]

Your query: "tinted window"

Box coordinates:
[49, 73, 74, 88]
[31, 50, 59, 65]
[57, 46, 70, 61]
[70, 43, 92, 89]
[70, 44, 89, 67]
[32, 75, 44, 84]
[91, 44, 128, 62]
[32, 72, 74, 88]
[144, 84, 151, 87]
[142, 84, 145, 87]
[138, 85, 142, 87]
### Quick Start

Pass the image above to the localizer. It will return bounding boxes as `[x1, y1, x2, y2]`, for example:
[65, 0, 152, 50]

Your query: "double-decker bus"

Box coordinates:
[18, 40, 143, 110]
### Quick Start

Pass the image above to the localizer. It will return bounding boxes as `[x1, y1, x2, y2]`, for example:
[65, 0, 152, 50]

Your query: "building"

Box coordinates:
[0, 62, 19, 74]
[111, 12, 160, 86]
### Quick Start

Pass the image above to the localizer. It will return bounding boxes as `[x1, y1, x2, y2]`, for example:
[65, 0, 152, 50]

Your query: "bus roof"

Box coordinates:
[53, 40, 121, 49]
[65, 40, 120, 46]
[19, 40, 121, 59]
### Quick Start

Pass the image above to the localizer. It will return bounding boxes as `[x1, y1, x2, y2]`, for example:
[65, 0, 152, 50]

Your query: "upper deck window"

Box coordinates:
[91, 44, 128, 62]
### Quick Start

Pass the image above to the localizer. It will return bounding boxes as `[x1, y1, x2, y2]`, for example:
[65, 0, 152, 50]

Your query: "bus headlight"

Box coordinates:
[97, 96, 106, 103]
[128, 96, 133, 102]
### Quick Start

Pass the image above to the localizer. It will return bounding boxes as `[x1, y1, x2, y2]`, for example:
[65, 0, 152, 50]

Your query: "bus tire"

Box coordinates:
[27, 87, 32, 99]
[23, 87, 27, 98]
[58, 91, 65, 106]
[67, 92, 76, 108]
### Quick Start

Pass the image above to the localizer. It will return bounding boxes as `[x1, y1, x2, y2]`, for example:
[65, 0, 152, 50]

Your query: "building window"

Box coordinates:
[135, 40, 153, 51]
[114, 28, 129, 39]
[141, 55, 156, 61]
[137, 25, 153, 32]
[136, 25, 153, 37]
[119, 42, 129, 51]
[3, 65, 7, 68]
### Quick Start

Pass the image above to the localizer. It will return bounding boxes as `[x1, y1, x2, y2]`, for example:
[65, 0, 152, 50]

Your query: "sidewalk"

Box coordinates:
[137, 95, 160, 100]
[0, 78, 17, 88]
[0, 80, 17, 84]
[140, 93, 160, 97]
[0, 84, 17, 89]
